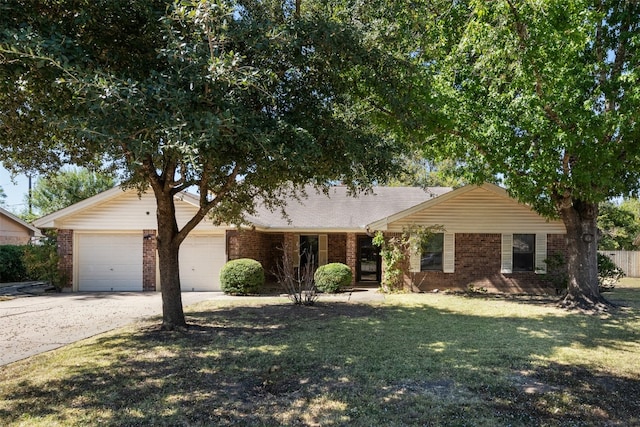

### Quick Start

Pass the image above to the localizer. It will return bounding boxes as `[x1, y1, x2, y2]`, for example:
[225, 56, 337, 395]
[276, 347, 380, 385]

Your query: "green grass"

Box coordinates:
[1, 281, 640, 426]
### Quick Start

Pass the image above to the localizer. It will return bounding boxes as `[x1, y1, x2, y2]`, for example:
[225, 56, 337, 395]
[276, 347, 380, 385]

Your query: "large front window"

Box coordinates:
[420, 233, 444, 271]
[513, 234, 535, 272]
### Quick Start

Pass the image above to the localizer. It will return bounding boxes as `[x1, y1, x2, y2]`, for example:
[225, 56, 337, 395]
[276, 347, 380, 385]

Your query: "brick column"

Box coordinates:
[283, 234, 297, 268]
[346, 233, 357, 284]
[142, 230, 157, 291]
[57, 229, 73, 290]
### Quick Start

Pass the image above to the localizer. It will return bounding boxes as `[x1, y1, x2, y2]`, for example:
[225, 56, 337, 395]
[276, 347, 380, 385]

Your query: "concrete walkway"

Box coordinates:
[0, 285, 383, 366]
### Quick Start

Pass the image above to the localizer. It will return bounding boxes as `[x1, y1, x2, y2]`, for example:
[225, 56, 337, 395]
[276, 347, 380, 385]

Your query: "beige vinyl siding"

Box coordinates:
[54, 190, 223, 233]
[0, 215, 33, 243]
[385, 186, 565, 234]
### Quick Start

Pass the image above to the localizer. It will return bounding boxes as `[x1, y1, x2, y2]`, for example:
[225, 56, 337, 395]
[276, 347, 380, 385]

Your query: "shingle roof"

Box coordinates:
[247, 186, 453, 231]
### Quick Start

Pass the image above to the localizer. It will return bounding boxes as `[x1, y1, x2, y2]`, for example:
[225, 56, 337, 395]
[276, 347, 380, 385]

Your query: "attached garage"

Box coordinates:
[33, 188, 232, 293]
[76, 233, 143, 291]
[179, 235, 226, 291]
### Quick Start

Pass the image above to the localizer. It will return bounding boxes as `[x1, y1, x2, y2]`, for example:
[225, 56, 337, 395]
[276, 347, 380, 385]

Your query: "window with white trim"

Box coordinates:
[513, 234, 535, 272]
[420, 233, 444, 271]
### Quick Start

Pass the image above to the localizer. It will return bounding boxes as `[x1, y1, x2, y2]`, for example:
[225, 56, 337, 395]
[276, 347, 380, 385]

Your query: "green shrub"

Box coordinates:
[0, 245, 27, 282]
[598, 253, 624, 292]
[220, 258, 265, 295]
[314, 263, 352, 293]
[23, 235, 65, 291]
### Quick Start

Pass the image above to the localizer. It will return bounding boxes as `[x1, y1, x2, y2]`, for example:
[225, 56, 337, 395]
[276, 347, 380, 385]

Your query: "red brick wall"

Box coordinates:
[328, 234, 347, 264]
[57, 229, 73, 290]
[142, 230, 156, 291]
[407, 233, 564, 294]
[224, 230, 565, 294]
[227, 231, 353, 281]
[227, 230, 284, 278]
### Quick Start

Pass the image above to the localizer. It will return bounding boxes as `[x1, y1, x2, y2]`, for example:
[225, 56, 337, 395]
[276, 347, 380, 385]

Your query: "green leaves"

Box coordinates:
[416, 0, 640, 215]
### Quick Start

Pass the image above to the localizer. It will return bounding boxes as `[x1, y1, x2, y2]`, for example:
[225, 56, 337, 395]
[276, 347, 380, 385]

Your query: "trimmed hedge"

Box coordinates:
[0, 245, 28, 282]
[314, 263, 352, 293]
[220, 258, 265, 295]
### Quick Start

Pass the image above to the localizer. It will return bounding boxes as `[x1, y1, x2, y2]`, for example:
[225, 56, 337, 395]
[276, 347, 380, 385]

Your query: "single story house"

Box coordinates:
[33, 183, 567, 294]
[0, 206, 40, 245]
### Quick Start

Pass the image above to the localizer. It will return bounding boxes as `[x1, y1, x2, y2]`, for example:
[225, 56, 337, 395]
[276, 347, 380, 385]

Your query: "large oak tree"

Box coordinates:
[0, 0, 406, 328]
[399, 0, 640, 310]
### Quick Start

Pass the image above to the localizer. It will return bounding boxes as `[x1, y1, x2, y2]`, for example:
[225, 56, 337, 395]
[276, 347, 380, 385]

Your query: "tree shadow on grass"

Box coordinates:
[1, 301, 639, 426]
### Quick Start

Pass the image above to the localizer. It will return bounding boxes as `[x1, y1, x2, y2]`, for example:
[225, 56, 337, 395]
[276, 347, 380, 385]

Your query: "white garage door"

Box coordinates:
[179, 235, 225, 291]
[77, 234, 143, 291]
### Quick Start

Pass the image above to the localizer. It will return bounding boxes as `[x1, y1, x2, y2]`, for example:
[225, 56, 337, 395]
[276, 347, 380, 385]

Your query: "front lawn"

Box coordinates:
[1, 280, 639, 426]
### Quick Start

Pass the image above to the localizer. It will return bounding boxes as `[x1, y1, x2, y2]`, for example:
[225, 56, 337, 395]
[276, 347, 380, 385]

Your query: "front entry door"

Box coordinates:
[357, 236, 381, 282]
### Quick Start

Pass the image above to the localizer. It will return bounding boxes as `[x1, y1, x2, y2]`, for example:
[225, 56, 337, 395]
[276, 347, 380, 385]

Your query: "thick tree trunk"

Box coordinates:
[155, 190, 187, 329]
[559, 199, 610, 311]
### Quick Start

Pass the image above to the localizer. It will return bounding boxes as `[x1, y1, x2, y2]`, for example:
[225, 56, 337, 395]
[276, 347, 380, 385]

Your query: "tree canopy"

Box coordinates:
[598, 200, 640, 251]
[402, 0, 640, 309]
[1, 0, 407, 327]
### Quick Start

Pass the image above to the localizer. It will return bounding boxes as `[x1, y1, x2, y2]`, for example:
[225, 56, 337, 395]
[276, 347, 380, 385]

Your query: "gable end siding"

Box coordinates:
[383, 187, 565, 234]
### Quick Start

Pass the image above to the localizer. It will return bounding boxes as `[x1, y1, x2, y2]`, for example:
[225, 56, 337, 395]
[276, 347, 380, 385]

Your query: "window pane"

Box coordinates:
[421, 233, 444, 271]
[300, 235, 318, 269]
[513, 234, 535, 271]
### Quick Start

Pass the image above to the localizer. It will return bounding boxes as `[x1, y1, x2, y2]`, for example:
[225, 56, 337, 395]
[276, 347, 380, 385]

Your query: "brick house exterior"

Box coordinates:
[227, 183, 567, 294]
[35, 183, 567, 294]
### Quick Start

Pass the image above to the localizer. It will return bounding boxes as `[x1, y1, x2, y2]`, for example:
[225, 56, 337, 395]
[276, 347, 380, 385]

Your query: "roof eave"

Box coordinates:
[0, 206, 41, 234]
[33, 186, 130, 229]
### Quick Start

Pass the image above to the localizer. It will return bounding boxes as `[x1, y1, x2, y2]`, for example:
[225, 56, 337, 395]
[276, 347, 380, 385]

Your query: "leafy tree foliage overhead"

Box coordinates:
[0, 0, 407, 328]
[403, 0, 640, 310]
[384, 156, 468, 188]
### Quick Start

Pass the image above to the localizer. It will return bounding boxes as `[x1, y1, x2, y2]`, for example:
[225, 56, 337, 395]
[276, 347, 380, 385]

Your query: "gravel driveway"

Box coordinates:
[0, 292, 215, 366]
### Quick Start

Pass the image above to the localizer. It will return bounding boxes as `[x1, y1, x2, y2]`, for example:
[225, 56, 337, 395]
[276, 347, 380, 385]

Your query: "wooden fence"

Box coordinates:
[599, 251, 640, 278]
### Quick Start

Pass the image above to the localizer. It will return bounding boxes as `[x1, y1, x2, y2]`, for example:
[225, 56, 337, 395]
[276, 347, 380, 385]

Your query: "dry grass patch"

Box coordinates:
[1, 284, 640, 426]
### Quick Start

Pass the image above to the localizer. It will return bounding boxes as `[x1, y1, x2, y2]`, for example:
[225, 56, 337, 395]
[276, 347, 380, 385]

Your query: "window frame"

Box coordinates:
[512, 233, 536, 272]
[420, 233, 444, 272]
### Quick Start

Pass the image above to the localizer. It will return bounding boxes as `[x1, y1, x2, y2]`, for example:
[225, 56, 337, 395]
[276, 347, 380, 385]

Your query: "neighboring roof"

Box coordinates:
[245, 186, 453, 231]
[0, 206, 41, 236]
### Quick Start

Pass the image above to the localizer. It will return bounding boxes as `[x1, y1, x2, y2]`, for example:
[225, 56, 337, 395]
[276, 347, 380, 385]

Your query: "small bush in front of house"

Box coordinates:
[314, 263, 352, 293]
[220, 258, 264, 295]
[23, 235, 65, 291]
[0, 245, 27, 282]
[598, 253, 624, 292]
